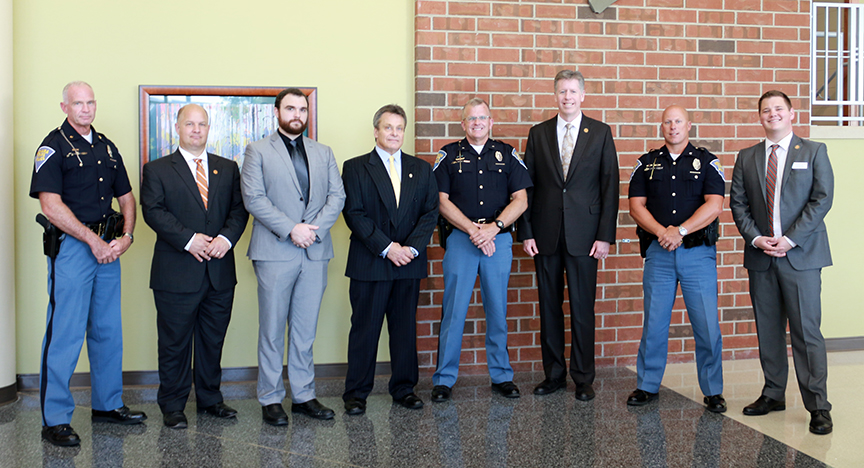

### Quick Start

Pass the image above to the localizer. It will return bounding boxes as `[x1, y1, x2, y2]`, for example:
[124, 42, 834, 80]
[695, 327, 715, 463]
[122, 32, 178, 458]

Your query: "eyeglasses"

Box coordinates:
[464, 116, 490, 122]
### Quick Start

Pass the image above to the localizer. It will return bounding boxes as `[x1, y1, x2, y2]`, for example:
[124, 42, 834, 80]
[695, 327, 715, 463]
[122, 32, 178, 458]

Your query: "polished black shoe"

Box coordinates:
[742, 395, 786, 416]
[431, 385, 452, 402]
[703, 394, 727, 413]
[491, 381, 521, 399]
[627, 389, 659, 406]
[394, 393, 424, 410]
[533, 379, 566, 395]
[344, 398, 367, 415]
[162, 411, 188, 429]
[574, 383, 596, 401]
[262, 403, 290, 426]
[42, 424, 80, 447]
[198, 402, 238, 419]
[291, 399, 335, 420]
[91, 405, 147, 425]
[809, 410, 833, 435]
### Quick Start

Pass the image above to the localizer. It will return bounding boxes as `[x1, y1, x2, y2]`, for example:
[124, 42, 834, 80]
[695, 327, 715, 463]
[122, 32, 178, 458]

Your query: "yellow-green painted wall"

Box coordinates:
[13, 0, 414, 373]
[820, 137, 864, 339]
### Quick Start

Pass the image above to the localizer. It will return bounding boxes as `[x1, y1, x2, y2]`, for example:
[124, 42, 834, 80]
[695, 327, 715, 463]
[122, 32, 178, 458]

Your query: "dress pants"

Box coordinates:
[154, 271, 234, 413]
[534, 230, 598, 385]
[433, 229, 514, 387]
[636, 241, 723, 395]
[343, 278, 420, 401]
[749, 256, 830, 412]
[254, 257, 328, 405]
[40, 236, 124, 427]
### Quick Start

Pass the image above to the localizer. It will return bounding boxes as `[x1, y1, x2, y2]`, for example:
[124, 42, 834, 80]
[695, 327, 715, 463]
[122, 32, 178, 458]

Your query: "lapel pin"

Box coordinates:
[409, 173, 413, 178]
[213, 170, 218, 174]
[794, 145, 800, 150]
[583, 128, 589, 133]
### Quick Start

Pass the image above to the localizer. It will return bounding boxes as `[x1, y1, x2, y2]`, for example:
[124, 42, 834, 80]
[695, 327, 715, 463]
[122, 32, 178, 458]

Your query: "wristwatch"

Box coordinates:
[123, 232, 134, 244]
[495, 220, 505, 230]
[678, 226, 688, 236]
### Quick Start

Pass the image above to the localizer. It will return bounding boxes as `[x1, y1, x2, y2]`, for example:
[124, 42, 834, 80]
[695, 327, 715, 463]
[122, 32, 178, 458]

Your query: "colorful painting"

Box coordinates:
[138, 86, 318, 179]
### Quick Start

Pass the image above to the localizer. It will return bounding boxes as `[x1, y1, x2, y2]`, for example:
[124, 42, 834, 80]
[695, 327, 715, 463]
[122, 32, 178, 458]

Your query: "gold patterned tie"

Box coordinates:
[389, 154, 400, 207]
[561, 123, 575, 178]
[195, 158, 208, 209]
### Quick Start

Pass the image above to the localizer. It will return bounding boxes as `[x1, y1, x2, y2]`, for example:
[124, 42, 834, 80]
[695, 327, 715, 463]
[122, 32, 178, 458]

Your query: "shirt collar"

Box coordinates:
[766, 132, 794, 153]
[179, 146, 206, 163]
[557, 112, 583, 132]
[375, 145, 402, 163]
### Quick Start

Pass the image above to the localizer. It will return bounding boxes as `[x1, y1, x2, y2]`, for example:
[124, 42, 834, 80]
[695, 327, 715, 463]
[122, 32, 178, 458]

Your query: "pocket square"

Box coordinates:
[791, 161, 808, 170]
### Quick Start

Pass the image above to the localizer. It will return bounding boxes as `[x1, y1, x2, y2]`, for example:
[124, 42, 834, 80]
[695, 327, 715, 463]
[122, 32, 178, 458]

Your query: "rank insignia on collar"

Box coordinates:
[495, 151, 502, 162]
[693, 159, 701, 170]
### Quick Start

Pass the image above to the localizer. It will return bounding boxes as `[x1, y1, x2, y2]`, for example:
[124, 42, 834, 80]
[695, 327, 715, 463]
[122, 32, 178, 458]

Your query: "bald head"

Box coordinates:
[175, 104, 210, 155]
[660, 105, 691, 153]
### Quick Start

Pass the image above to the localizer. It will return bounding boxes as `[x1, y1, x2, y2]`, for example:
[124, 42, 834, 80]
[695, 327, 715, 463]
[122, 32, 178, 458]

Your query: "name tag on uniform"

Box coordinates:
[792, 161, 808, 170]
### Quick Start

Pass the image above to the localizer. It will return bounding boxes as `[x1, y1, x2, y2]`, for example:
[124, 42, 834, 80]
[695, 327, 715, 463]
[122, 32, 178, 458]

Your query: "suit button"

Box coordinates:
[300, 197, 304, 201]
[302, 219, 305, 223]
[563, 189, 567, 193]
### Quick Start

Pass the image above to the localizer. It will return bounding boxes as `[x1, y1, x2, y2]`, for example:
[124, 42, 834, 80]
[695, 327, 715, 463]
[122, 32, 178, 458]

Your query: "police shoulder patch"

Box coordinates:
[433, 149, 447, 171]
[629, 159, 643, 182]
[511, 148, 527, 169]
[709, 159, 725, 181]
[34, 146, 55, 173]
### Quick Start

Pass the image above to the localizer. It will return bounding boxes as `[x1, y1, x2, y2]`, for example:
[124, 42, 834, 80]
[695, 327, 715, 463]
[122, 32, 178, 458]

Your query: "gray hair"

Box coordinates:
[62, 81, 93, 103]
[553, 70, 585, 93]
[461, 98, 490, 120]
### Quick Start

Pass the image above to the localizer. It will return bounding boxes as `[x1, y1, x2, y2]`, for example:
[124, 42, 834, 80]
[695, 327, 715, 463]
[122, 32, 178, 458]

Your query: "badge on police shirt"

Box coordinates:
[495, 151, 503, 162]
[34, 146, 55, 173]
[433, 149, 447, 171]
[692, 159, 701, 171]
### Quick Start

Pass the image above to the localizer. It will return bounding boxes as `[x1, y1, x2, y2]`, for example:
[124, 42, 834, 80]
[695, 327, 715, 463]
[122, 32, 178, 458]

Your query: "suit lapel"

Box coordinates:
[780, 134, 801, 193]
[365, 150, 398, 221]
[542, 119, 565, 182]
[753, 141, 767, 200]
[269, 132, 303, 198]
[206, 153, 221, 213]
[565, 116, 591, 181]
[170, 151, 207, 212]
[397, 154, 419, 224]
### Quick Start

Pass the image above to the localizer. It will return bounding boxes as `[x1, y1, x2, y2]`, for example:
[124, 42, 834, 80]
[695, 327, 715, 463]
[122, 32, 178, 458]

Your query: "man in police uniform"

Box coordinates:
[29, 81, 146, 446]
[430, 98, 531, 402]
[627, 105, 726, 412]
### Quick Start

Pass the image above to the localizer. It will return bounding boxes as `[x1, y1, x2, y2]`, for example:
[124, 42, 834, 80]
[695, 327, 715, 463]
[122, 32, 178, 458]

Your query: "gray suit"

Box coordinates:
[730, 134, 833, 411]
[241, 132, 345, 405]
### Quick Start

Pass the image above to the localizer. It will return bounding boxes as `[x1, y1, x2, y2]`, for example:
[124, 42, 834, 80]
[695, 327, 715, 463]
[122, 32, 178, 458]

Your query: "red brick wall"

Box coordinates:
[414, 0, 811, 375]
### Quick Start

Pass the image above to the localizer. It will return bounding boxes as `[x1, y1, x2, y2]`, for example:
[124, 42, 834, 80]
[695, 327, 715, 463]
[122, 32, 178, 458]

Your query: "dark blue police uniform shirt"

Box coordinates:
[628, 142, 725, 227]
[29, 119, 133, 224]
[433, 138, 532, 220]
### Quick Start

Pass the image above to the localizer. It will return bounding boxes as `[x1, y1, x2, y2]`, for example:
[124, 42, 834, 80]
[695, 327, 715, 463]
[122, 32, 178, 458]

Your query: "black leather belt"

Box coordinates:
[85, 221, 108, 237]
[469, 218, 514, 232]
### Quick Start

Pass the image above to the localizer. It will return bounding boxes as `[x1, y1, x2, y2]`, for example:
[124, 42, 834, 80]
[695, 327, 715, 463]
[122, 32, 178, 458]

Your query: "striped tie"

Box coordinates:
[765, 145, 778, 237]
[195, 158, 208, 209]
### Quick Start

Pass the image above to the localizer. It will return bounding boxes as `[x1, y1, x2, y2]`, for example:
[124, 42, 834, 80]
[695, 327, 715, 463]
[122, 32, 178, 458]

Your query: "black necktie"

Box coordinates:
[289, 139, 309, 205]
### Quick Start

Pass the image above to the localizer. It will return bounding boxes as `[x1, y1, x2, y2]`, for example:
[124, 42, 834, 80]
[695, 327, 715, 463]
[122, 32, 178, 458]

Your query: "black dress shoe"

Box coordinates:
[809, 410, 833, 435]
[491, 381, 521, 399]
[291, 399, 335, 420]
[344, 398, 366, 415]
[742, 395, 785, 416]
[394, 393, 424, 409]
[703, 394, 727, 413]
[627, 389, 659, 406]
[162, 411, 188, 429]
[263, 403, 290, 425]
[198, 402, 238, 419]
[533, 379, 566, 395]
[574, 383, 596, 401]
[42, 424, 80, 446]
[91, 405, 147, 425]
[431, 385, 452, 402]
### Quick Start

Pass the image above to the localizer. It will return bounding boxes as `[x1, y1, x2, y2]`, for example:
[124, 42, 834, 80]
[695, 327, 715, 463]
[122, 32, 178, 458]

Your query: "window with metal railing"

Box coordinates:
[811, 2, 864, 126]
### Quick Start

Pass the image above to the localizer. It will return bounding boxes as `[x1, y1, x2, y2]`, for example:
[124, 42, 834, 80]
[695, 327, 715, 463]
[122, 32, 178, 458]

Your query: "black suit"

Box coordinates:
[341, 149, 438, 400]
[518, 115, 618, 385]
[141, 151, 248, 413]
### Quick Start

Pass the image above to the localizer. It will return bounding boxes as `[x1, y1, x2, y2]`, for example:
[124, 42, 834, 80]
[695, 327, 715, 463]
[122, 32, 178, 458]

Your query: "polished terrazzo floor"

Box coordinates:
[1, 357, 852, 468]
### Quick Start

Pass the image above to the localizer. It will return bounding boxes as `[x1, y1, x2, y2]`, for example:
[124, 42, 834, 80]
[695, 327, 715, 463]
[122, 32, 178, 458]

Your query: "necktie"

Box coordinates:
[561, 123, 575, 178]
[194, 158, 208, 209]
[289, 140, 309, 205]
[766, 144, 779, 237]
[389, 154, 400, 207]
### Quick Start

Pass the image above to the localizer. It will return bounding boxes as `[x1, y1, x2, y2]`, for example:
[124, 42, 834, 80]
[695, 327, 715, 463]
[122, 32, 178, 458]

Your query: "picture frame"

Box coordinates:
[138, 85, 318, 178]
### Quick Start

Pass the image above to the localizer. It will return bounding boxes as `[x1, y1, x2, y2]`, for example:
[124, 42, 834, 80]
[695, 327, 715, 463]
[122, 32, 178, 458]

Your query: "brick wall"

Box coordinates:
[414, 0, 811, 375]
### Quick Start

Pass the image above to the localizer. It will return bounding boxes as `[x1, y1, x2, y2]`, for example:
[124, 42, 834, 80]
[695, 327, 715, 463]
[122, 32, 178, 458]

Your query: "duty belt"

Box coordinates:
[85, 221, 109, 237]
[469, 217, 514, 232]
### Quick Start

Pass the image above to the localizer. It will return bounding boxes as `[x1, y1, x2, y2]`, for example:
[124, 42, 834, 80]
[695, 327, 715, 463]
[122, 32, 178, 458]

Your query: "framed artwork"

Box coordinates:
[138, 85, 318, 177]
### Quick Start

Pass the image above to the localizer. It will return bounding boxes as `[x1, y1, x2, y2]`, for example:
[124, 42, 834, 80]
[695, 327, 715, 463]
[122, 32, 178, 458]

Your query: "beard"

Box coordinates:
[279, 116, 308, 136]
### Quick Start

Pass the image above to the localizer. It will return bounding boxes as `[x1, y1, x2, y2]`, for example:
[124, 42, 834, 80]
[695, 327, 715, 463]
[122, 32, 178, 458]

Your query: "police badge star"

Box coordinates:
[693, 159, 701, 170]
[495, 151, 502, 162]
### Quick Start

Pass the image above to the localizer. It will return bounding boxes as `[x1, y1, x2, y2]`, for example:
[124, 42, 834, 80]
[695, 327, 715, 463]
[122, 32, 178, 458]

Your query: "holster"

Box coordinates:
[438, 216, 453, 250]
[102, 212, 125, 241]
[36, 213, 62, 259]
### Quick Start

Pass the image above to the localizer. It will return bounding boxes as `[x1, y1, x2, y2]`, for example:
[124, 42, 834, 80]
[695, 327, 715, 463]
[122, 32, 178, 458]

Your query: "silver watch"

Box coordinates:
[678, 226, 688, 236]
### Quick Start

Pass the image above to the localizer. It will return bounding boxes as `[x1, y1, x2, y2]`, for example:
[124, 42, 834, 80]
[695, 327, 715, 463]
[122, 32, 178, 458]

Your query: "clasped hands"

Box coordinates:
[290, 223, 319, 249]
[754, 236, 792, 257]
[470, 222, 499, 257]
[189, 233, 230, 262]
[657, 225, 683, 251]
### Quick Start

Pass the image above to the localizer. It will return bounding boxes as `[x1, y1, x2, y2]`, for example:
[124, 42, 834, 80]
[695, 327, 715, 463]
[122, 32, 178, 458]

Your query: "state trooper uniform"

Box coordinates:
[432, 138, 532, 388]
[628, 142, 725, 396]
[29, 119, 133, 428]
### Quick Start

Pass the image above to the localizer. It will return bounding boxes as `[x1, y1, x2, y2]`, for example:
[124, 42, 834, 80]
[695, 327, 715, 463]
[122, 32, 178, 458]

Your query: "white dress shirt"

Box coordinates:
[556, 112, 583, 152]
[752, 131, 796, 248]
[178, 146, 232, 252]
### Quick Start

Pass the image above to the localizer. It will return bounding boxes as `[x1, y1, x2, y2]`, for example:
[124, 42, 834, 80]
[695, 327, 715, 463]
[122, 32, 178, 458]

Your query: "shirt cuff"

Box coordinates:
[409, 247, 419, 258]
[751, 235, 761, 248]
[381, 242, 393, 258]
[184, 234, 195, 251]
[783, 236, 796, 248]
[217, 234, 233, 250]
